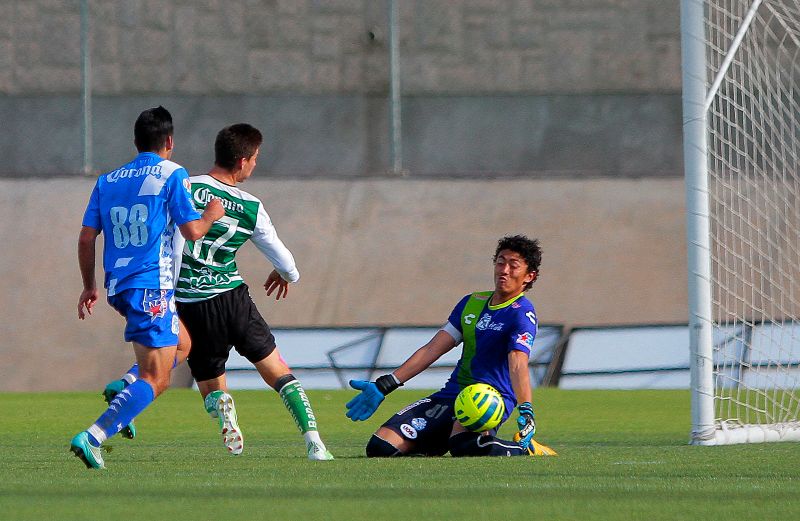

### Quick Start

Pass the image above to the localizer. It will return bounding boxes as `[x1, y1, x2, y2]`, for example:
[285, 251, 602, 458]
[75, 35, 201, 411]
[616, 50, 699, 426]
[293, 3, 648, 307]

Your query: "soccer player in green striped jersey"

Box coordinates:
[106, 124, 333, 460]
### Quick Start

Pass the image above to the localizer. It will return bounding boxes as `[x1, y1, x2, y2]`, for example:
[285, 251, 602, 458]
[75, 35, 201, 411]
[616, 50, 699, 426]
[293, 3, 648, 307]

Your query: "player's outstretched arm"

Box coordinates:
[393, 329, 458, 383]
[345, 330, 457, 421]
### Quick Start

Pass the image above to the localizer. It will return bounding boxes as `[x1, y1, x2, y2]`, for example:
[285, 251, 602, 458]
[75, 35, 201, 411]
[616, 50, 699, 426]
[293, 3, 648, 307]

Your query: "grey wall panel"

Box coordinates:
[0, 94, 681, 178]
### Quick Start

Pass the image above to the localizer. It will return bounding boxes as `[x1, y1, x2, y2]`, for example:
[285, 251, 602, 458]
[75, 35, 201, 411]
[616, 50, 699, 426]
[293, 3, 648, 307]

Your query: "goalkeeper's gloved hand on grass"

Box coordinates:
[345, 374, 403, 421]
[516, 401, 536, 448]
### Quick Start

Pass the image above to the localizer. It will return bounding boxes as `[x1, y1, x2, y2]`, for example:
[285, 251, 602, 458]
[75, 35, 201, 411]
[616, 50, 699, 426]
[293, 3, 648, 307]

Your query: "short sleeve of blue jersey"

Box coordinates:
[507, 303, 538, 355]
[446, 294, 472, 334]
[82, 182, 102, 230]
[166, 168, 201, 226]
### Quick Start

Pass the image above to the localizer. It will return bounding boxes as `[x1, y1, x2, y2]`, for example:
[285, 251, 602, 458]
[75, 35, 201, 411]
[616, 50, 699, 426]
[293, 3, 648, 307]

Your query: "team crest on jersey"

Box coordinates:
[516, 332, 534, 349]
[411, 417, 428, 431]
[143, 290, 168, 321]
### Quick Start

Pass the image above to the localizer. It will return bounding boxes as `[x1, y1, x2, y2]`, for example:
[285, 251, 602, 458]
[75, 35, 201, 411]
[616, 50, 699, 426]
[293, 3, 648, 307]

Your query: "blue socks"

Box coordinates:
[87, 379, 155, 446]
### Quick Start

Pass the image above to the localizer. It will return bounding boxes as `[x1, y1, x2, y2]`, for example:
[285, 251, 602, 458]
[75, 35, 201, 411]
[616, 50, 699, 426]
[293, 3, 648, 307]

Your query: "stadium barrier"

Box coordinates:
[211, 322, 800, 391]
[216, 325, 562, 390]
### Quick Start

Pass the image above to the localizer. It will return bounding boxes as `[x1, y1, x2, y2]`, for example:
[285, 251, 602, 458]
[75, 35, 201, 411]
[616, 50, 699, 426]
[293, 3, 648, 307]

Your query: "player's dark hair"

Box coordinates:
[493, 235, 542, 290]
[215, 123, 263, 170]
[134, 106, 173, 152]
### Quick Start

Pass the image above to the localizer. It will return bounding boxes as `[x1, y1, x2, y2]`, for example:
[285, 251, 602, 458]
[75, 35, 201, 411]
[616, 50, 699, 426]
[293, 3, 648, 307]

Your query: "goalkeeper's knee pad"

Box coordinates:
[366, 434, 402, 457]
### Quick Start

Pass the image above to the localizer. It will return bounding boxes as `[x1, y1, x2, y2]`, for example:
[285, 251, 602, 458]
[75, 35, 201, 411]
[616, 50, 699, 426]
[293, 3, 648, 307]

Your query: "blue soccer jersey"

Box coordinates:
[82, 152, 201, 296]
[433, 291, 538, 415]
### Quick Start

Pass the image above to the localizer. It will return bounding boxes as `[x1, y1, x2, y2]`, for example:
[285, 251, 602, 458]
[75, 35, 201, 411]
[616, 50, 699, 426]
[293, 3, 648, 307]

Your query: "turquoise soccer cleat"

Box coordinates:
[102, 379, 136, 439]
[70, 431, 105, 469]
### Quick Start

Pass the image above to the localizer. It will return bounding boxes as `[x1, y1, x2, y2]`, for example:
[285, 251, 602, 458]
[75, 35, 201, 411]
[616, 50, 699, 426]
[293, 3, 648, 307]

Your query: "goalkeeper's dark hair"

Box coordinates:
[215, 123, 263, 170]
[134, 106, 173, 152]
[493, 235, 541, 291]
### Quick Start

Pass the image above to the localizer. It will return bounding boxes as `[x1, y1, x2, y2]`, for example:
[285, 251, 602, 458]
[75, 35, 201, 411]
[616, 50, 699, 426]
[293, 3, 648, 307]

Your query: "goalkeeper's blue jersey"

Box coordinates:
[433, 291, 538, 412]
[82, 152, 200, 296]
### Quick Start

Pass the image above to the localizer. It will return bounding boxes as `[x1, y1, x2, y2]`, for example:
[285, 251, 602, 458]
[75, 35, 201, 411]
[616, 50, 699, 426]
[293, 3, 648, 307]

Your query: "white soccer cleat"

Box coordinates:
[215, 392, 244, 456]
[306, 440, 334, 461]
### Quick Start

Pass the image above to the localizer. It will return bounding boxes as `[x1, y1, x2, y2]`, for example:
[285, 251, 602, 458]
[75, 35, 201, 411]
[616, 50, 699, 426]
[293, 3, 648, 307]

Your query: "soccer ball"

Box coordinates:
[454, 383, 506, 432]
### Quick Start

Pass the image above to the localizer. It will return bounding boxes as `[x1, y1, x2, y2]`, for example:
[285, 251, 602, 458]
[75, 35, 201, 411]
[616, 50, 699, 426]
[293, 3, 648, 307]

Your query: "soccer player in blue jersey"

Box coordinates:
[346, 235, 557, 457]
[70, 106, 224, 469]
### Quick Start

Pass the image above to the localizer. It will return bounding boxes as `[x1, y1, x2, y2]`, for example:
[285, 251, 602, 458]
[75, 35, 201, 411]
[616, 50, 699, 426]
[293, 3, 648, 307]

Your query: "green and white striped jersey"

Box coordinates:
[174, 175, 299, 303]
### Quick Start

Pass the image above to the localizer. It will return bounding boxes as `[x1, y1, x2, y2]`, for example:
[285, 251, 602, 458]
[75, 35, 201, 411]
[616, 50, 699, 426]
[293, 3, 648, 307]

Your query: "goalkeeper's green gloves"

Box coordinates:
[345, 374, 402, 421]
[516, 401, 536, 448]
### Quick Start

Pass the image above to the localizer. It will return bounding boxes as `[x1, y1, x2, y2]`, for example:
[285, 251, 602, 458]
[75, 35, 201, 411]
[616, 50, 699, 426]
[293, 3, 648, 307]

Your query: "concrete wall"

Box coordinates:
[0, 176, 687, 391]
[0, 1, 680, 95]
[2, 93, 683, 177]
[0, 1, 683, 177]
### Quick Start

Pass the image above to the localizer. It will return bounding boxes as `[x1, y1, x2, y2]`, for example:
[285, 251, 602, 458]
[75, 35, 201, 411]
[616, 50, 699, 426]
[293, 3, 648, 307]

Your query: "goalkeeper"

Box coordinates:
[346, 235, 556, 457]
[103, 124, 333, 461]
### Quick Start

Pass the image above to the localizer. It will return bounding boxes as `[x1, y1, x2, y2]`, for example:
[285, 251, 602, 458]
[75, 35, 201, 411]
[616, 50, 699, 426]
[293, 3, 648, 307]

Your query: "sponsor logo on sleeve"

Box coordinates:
[516, 332, 534, 349]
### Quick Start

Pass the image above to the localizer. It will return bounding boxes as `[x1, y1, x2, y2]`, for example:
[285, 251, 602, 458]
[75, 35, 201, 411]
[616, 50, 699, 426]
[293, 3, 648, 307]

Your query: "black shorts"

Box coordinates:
[380, 395, 457, 456]
[177, 284, 276, 382]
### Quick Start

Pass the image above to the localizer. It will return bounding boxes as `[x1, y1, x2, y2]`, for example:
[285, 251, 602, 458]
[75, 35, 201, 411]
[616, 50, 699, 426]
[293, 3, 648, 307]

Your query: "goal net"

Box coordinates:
[682, 0, 800, 444]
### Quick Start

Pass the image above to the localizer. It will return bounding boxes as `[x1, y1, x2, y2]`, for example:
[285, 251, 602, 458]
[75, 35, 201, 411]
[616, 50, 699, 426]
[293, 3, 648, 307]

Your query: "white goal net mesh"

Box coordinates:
[704, 0, 800, 441]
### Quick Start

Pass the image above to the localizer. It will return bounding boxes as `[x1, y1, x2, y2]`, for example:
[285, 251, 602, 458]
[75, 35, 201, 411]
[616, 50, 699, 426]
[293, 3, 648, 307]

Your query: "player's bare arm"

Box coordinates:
[509, 348, 537, 446]
[508, 349, 532, 405]
[345, 330, 458, 422]
[393, 330, 458, 384]
[77, 226, 101, 320]
[178, 198, 224, 240]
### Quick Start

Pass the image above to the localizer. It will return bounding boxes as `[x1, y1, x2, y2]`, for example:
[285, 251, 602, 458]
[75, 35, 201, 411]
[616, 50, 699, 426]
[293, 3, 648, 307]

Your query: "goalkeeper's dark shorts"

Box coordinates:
[380, 395, 458, 456]
[177, 283, 276, 382]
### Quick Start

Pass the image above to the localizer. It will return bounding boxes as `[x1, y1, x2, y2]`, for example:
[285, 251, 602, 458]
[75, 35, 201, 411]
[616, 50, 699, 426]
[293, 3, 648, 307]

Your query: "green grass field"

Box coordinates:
[1, 388, 798, 520]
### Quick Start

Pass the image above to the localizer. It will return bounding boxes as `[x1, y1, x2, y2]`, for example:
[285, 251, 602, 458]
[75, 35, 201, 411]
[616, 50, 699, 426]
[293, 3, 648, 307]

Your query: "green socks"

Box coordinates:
[278, 380, 318, 433]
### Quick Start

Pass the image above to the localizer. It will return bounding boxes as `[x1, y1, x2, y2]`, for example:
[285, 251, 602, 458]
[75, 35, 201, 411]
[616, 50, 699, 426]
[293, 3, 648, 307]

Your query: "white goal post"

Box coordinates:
[682, 0, 800, 445]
